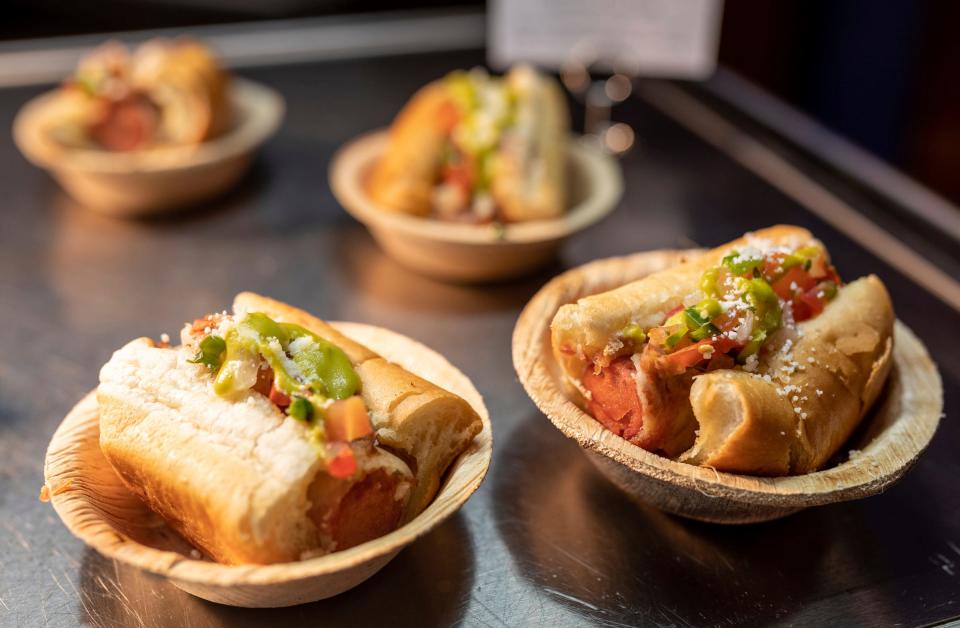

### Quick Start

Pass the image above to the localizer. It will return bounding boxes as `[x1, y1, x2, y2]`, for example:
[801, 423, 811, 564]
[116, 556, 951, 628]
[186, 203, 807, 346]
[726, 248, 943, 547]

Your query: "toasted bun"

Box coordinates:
[232, 292, 483, 519]
[491, 65, 569, 222]
[132, 39, 229, 143]
[98, 337, 413, 564]
[367, 82, 453, 216]
[683, 275, 894, 474]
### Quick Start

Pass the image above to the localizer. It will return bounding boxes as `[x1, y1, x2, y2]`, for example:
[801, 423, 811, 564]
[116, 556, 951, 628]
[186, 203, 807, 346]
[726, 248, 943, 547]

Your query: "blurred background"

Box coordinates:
[4, 0, 959, 205]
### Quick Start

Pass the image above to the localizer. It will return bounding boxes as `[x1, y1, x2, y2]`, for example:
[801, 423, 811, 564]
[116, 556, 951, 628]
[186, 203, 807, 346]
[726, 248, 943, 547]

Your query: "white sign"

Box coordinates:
[488, 0, 723, 79]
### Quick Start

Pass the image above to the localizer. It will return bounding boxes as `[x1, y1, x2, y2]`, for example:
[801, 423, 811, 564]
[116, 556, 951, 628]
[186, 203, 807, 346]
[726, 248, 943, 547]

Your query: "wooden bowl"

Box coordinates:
[329, 130, 623, 283]
[43, 323, 491, 607]
[13, 78, 284, 217]
[512, 250, 943, 524]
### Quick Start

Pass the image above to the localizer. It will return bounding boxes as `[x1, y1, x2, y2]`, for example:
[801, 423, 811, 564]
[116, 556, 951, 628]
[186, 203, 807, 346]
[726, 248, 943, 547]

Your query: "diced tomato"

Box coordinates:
[582, 357, 644, 442]
[761, 253, 788, 280]
[326, 443, 357, 478]
[326, 396, 374, 442]
[269, 386, 291, 408]
[448, 170, 471, 193]
[190, 315, 219, 335]
[792, 299, 811, 322]
[662, 336, 739, 372]
[825, 266, 842, 286]
[771, 266, 817, 300]
[795, 288, 826, 322]
[712, 312, 741, 333]
[251, 367, 292, 408]
[713, 336, 739, 354]
[441, 156, 474, 196]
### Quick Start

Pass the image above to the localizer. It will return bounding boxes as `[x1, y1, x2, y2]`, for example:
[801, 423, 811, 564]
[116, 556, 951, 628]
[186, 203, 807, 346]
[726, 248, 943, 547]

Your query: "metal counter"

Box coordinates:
[1, 45, 958, 627]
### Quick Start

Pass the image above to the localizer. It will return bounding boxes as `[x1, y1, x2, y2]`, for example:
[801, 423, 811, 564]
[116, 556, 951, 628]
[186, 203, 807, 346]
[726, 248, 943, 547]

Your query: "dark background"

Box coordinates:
[6, 0, 957, 207]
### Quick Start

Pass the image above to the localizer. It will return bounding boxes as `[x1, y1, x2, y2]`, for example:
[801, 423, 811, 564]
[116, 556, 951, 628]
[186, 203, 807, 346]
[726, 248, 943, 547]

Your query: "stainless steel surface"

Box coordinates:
[1, 49, 958, 627]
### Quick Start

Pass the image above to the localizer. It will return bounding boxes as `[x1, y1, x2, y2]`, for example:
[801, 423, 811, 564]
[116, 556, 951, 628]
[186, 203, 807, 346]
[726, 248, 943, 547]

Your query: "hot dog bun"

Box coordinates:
[490, 65, 568, 222]
[368, 82, 452, 217]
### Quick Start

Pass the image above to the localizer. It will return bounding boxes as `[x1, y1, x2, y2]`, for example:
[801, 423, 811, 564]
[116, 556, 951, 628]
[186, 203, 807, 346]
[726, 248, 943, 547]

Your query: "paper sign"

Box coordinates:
[488, 0, 723, 79]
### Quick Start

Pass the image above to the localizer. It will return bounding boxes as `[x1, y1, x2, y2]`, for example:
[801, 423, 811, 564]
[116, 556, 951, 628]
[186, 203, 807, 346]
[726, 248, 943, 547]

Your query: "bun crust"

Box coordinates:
[491, 66, 569, 221]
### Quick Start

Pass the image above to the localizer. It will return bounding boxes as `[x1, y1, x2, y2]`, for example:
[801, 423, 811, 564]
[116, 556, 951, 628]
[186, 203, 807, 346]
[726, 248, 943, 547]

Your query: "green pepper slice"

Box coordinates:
[287, 396, 314, 422]
[188, 335, 226, 371]
[722, 251, 764, 276]
[282, 324, 361, 400]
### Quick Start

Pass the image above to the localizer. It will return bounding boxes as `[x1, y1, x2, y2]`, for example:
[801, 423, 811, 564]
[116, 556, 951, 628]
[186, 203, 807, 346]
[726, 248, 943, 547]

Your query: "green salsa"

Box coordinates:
[209, 312, 361, 403]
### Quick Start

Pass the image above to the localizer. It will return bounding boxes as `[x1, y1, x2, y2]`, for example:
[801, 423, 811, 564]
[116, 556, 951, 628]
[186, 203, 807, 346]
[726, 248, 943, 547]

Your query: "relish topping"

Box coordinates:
[185, 312, 372, 477]
[620, 241, 841, 375]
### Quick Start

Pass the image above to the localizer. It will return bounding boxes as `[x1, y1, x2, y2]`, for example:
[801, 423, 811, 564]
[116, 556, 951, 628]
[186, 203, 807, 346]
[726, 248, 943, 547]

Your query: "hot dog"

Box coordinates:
[368, 65, 569, 223]
[51, 38, 228, 151]
[551, 226, 894, 474]
[97, 293, 482, 564]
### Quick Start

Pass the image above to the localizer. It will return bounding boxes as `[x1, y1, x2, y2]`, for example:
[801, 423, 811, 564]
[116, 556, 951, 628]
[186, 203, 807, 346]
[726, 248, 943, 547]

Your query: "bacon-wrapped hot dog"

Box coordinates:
[50, 38, 228, 152]
[551, 225, 894, 475]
